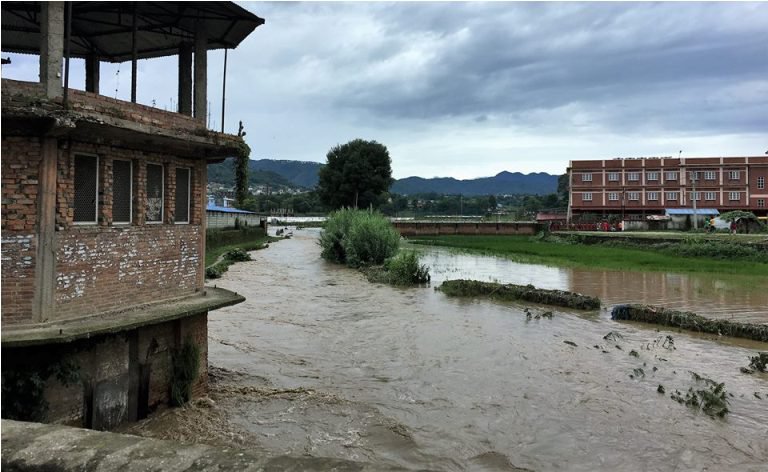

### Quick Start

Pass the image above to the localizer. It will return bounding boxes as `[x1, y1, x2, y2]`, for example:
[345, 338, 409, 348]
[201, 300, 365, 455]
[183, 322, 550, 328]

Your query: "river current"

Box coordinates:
[207, 229, 768, 471]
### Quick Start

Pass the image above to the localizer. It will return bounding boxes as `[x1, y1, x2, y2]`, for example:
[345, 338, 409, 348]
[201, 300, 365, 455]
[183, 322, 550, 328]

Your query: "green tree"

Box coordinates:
[317, 139, 394, 209]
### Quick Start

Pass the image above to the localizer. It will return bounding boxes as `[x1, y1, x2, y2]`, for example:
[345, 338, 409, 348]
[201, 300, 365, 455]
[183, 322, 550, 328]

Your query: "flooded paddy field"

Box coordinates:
[136, 229, 768, 471]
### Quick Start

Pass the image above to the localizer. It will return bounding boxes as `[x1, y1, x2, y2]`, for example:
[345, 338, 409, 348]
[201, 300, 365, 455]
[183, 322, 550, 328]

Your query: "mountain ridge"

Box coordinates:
[208, 159, 559, 196]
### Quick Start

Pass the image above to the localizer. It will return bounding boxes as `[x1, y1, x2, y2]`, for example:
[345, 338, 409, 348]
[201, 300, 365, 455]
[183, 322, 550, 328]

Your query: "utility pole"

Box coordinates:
[691, 170, 698, 229]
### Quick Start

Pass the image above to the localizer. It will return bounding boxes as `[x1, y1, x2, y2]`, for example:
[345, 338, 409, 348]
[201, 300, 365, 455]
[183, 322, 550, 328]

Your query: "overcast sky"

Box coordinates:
[4, 2, 767, 179]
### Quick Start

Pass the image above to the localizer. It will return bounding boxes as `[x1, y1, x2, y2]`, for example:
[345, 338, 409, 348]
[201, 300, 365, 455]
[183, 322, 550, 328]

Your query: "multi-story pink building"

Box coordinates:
[568, 156, 768, 220]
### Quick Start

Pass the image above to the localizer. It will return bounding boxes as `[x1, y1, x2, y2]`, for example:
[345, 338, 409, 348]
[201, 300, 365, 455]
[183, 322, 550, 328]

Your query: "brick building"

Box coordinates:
[2, 2, 263, 429]
[567, 156, 768, 221]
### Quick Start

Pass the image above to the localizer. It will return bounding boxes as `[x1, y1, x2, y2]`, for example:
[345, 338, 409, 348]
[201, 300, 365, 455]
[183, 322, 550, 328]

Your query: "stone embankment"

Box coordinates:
[0, 420, 412, 472]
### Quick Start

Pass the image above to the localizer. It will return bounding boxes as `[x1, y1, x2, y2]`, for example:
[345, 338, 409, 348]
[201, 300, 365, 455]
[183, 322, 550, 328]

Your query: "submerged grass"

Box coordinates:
[438, 279, 601, 310]
[611, 304, 768, 343]
[407, 235, 768, 278]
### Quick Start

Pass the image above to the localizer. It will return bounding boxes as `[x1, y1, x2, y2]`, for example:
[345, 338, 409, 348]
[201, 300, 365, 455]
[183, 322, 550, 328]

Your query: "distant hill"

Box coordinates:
[392, 171, 558, 196]
[208, 159, 295, 188]
[208, 159, 559, 195]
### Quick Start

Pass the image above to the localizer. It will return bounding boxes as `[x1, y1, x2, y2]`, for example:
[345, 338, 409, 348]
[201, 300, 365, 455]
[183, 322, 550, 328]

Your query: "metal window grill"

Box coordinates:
[113, 160, 132, 223]
[175, 168, 190, 223]
[146, 164, 164, 222]
[74, 155, 98, 222]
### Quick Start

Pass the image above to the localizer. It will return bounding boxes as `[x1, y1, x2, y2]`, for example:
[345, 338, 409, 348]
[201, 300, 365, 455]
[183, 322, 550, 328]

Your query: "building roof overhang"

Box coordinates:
[1, 1, 264, 62]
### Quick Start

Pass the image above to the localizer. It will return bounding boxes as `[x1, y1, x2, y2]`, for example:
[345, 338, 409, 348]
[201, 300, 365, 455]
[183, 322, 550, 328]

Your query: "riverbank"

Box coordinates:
[407, 234, 768, 278]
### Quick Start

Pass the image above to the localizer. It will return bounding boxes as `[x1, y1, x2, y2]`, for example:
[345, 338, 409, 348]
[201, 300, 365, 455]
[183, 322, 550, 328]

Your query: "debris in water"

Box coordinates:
[615, 345, 623, 350]
[541, 311, 553, 319]
[755, 392, 763, 400]
[657, 385, 665, 394]
[652, 366, 658, 372]
[629, 350, 639, 358]
[632, 368, 645, 378]
[669, 372, 730, 418]
[603, 331, 624, 342]
[564, 340, 578, 347]
[740, 367, 754, 375]
[748, 352, 768, 373]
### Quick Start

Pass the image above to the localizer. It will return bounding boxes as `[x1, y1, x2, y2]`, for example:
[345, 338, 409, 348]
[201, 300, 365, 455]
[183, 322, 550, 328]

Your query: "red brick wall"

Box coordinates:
[1, 136, 42, 323]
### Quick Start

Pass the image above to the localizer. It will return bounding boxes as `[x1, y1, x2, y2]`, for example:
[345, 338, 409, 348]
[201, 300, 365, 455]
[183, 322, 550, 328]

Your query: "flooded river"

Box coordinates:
[204, 230, 767, 471]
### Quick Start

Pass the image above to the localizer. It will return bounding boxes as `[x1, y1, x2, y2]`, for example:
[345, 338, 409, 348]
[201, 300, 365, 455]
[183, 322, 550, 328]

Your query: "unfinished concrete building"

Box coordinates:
[1, 2, 263, 429]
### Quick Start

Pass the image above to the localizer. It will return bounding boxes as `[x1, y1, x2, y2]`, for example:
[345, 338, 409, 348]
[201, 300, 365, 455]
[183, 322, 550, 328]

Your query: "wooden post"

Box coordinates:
[33, 137, 59, 322]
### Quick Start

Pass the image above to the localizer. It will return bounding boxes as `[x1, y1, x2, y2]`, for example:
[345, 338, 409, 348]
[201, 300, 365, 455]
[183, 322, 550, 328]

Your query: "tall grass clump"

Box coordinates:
[383, 250, 431, 285]
[320, 209, 399, 267]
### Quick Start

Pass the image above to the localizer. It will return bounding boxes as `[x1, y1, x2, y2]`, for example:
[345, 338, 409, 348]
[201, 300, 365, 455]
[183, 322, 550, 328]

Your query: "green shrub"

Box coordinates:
[205, 266, 223, 279]
[224, 248, 251, 262]
[170, 338, 201, 407]
[319, 209, 400, 267]
[384, 250, 430, 285]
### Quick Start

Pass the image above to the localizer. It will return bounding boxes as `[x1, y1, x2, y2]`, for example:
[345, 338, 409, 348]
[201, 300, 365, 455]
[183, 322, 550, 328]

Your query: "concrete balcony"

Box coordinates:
[1, 78, 246, 160]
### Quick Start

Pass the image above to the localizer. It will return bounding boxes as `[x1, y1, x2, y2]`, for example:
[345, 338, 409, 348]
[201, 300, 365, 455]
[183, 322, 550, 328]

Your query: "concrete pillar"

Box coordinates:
[33, 137, 58, 322]
[193, 21, 207, 125]
[85, 53, 100, 94]
[198, 163, 207, 289]
[40, 2, 65, 98]
[178, 43, 193, 116]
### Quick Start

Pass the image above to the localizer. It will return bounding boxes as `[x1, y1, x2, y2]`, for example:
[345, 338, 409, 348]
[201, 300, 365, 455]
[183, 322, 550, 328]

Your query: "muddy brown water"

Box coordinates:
[207, 229, 768, 471]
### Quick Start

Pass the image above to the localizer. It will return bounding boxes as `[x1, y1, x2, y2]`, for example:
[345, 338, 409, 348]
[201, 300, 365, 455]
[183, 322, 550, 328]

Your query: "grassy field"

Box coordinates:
[407, 234, 768, 278]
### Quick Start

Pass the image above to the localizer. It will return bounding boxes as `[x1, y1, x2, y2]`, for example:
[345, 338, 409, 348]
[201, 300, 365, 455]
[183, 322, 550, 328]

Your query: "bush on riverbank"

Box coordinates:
[205, 227, 273, 279]
[611, 304, 768, 342]
[320, 209, 430, 286]
[438, 279, 601, 310]
[320, 209, 399, 267]
[364, 250, 431, 286]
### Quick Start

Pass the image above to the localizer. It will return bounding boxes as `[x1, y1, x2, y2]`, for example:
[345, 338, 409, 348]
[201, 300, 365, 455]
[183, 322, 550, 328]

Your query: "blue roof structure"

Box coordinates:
[206, 203, 255, 214]
[665, 208, 719, 216]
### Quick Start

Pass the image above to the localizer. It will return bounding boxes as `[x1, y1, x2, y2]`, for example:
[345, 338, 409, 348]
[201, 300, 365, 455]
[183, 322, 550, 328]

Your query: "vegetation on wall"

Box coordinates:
[169, 338, 201, 407]
[1, 357, 80, 422]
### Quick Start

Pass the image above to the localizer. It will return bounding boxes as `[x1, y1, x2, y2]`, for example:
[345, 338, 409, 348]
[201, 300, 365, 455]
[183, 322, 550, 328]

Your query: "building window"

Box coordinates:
[74, 154, 99, 224]
[581, 173, 592, 182]
[728, 170, 740, 180]
[608, 192, 619, 201]
[581, 192, 593, 202]
[758, 177, 765, 189]
[729, 191, 740, 201]
[666, 192, 678, 201]
[113, 160, 132, 224]
[705, 192, 716, 201]
[647, 171, 659, 181]
[175, 167, 191, 223]
[647, 192, 659, 201]
[627, 172, 639, 181]
[608, 172, 619, 181]
[704, 170, 716, 180]
[146, 164, 164, 223]
[628, 192, 640, 201]
[689, 191, 701, 201]
[665, 171, 678, 180]
[758, 199, 765, 208]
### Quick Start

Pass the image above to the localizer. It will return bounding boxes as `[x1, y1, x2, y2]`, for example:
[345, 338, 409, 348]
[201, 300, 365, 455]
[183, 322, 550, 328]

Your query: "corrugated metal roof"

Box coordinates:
[206, 203, 255, 214]
[665, 208, 720, 215]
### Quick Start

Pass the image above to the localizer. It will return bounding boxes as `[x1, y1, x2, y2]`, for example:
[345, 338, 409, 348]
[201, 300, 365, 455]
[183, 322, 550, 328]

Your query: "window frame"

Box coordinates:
[758, 176, 765, 190]
[174, 167, 192, 224]
[758, 199, 765, 209]
[647, 191, 659, 201]
[112, 159, 133, 225]
[729, 191, 740, 201]
[704, 191, 716, 201]
[607, 172, 619, 182]
[627, 191, 640, 201]
[73, 153, 100, 225]
[608, 192, 619, 201]
[666, 192, 678, 201]
[582, 192, 593, 202]
[627, 172, 640, 181]
[704, 170, 716, 180]
[665, 171, 678, 181]
[646, 171, 659, 181]
[728, 170, 740, 180]
[146, 163, 165, 224]
[581, 173, 593, 182]
[689, 191, 701, 201]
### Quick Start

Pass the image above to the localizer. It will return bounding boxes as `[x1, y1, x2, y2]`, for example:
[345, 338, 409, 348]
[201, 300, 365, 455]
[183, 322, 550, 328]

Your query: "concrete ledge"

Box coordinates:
[1, 287, 244, 348]
[0, 420, 395, 472]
